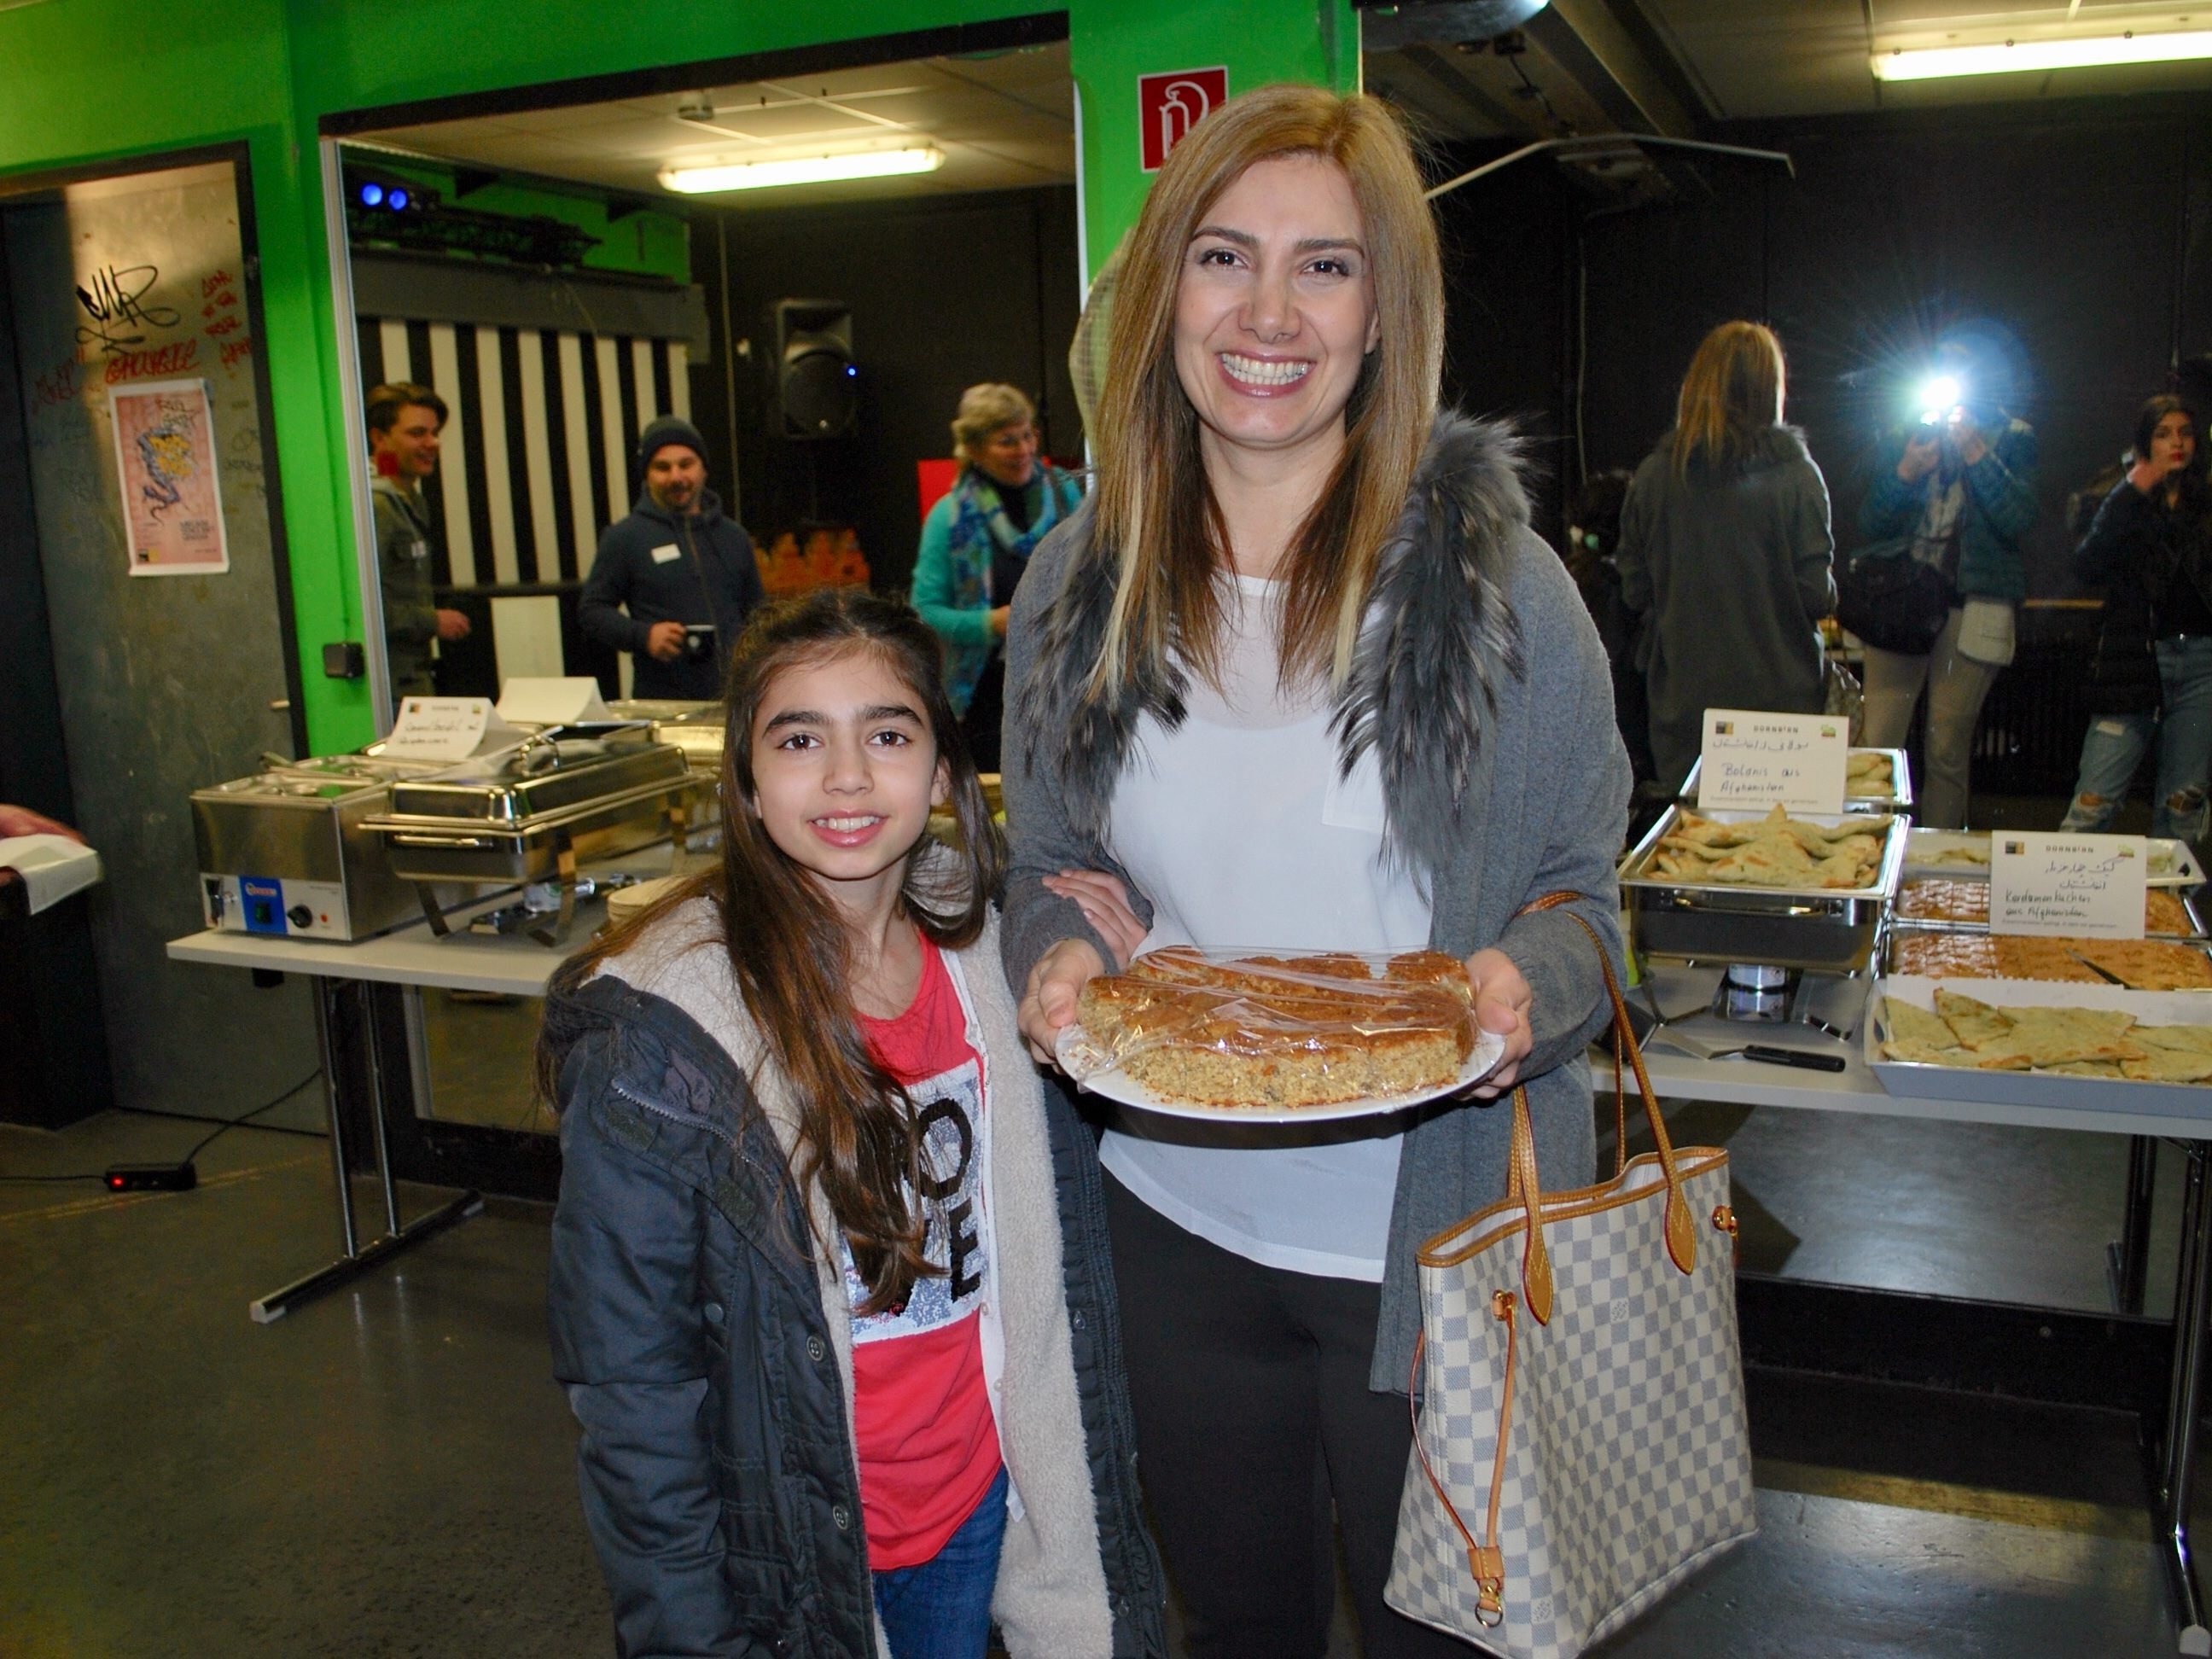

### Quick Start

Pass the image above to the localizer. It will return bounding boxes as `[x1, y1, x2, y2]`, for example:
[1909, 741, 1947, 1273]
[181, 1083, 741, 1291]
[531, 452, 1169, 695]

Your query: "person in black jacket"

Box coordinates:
[2061, 394, 2212, 841]
[579, 416, 765, 701]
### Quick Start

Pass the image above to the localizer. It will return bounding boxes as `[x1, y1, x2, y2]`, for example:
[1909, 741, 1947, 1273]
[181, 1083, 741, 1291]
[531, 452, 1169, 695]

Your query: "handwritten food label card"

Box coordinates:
[497, 678, 613, 726]
[1991, 833, 2148, 940]
[1696, 709, 1849, 814]
[382, 697, 527, 763]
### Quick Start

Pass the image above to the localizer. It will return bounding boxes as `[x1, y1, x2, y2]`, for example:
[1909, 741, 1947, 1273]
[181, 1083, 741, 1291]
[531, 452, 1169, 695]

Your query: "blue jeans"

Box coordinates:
[872, 1464, 1008, 1659]
[2061, 636, 2212, 842]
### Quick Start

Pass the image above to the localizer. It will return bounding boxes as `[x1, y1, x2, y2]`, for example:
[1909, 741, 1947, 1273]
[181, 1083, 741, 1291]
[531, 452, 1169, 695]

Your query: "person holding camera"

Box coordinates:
[579, 416, 765, 701]
[1855, 386, 2037, 829]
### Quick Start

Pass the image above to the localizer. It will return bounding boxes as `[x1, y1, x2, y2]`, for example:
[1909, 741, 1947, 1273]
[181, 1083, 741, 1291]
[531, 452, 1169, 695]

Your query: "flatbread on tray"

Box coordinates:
[1878, 993, 2212, 1084]
[1933, 989, 2012, 1047]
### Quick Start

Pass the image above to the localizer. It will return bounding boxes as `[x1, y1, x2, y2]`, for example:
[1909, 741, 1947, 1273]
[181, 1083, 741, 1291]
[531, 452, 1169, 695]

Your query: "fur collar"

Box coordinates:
[1013, 409, 1531, 880]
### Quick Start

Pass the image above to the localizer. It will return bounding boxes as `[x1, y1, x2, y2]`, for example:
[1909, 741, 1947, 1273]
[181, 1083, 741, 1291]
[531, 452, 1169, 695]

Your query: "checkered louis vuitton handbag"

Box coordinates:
[1385, 905, 1756, 1657]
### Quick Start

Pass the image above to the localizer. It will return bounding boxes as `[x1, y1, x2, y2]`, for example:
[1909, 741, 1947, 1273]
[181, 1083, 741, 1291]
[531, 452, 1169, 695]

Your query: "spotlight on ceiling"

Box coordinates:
[659, 148, 946, 195]
[1873, 26, 2212, 81]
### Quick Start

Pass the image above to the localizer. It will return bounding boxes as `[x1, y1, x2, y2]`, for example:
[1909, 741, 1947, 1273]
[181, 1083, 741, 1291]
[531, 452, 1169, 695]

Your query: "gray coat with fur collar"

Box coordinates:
[1000, 410, 1633, 1393]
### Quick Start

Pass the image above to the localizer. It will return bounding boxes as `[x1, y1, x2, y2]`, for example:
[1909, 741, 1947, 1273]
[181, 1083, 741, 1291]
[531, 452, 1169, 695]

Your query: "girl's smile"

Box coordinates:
[748, 647, 949, 917]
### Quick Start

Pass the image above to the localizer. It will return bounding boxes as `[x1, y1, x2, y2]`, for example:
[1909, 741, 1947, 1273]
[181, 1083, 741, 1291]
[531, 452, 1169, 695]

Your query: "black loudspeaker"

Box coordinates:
[775, 298, 857, 439]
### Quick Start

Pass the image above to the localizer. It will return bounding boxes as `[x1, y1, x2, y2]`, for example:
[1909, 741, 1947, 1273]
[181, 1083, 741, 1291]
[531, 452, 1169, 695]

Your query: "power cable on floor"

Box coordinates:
[0, 1068, 323, 1187]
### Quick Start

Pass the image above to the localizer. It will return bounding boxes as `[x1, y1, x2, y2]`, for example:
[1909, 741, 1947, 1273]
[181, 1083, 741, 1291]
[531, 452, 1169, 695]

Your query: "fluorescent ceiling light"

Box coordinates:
[1872, 28, 2212, 81]
[659, 148, 944, 194]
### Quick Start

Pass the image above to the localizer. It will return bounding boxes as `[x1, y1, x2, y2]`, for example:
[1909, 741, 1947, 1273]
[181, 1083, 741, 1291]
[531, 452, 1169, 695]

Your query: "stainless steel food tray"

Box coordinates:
[1891, 876, 2206, 939]
[608, 698, 725, 777]
[1883, 923, 2212, 983]
[1867, 976, 2212, 1116]
[1620, 805, 1909, 972]
[1677, 747, 1912, 812]
[1902, 829, 2204, 887]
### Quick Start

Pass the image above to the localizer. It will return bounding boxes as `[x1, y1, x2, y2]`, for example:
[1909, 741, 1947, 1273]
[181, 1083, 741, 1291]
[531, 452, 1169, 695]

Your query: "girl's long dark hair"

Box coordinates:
[541, 589, 1004, 1313]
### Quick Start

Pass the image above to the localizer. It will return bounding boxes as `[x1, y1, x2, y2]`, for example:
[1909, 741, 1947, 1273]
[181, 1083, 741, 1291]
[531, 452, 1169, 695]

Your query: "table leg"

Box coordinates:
[2153, 1140, 2212, 1654]
[248, 975, 483, 1325]
[2111, 1135, 2159, 1316]
[311, 977, 358, 1259]
[360, 980, 402, 1238]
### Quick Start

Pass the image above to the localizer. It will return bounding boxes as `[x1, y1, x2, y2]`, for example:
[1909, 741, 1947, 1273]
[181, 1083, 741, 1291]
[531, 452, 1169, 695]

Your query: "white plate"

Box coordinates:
[1866, 975, 2212, 1115]
[1055, 1021, 1508, 1124]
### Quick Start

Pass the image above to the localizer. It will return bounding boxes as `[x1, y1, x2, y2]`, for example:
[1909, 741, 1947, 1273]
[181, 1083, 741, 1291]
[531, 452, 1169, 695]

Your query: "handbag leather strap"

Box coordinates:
[1507, 894, 1699, 1307]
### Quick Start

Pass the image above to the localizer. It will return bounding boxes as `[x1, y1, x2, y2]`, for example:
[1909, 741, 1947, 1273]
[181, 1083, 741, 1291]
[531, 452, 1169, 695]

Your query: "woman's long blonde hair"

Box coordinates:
[1088, 83, 1442, 696]
[1670, 320, 1786, 475]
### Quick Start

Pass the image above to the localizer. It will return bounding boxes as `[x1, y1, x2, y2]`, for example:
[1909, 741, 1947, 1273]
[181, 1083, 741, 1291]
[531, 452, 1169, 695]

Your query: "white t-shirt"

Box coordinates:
[1097, 574, 1434, 1280]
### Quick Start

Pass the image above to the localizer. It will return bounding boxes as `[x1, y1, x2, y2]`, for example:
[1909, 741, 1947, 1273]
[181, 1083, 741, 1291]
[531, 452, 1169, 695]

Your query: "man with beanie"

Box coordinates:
[579, 416, 764, 701]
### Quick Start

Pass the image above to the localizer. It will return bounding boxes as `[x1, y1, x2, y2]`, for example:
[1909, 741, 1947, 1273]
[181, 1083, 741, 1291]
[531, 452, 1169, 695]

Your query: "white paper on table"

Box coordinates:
[382, 696, 532, 763]
[497, 677, 614, 726]
[1696, 707, 1849, 814]
[0, 835, 103, 912]
[1991, 832, 2148, 940]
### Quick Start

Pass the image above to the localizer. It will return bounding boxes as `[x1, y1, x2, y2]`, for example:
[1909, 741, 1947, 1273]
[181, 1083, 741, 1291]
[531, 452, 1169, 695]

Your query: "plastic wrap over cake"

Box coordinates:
[1063, 946, 1487, 1110]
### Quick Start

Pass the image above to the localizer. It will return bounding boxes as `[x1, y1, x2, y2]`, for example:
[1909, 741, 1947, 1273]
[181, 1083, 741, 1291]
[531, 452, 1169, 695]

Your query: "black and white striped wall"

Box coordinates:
[354, 317, 690, 590]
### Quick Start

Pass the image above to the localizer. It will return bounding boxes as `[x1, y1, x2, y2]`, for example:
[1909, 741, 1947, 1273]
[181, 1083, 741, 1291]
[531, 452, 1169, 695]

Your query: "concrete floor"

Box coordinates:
[2, 1084, 2200, 1658]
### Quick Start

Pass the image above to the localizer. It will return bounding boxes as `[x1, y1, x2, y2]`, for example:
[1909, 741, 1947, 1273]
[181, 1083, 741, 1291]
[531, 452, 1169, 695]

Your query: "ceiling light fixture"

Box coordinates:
[658, 147, 944, 193]
[1872, 26, 2212, 81]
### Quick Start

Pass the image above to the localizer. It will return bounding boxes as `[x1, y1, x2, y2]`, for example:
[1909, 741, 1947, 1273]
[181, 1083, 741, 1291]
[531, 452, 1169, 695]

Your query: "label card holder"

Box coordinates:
[1696, 708, 1849, 814]
[1991, 832, 2148, 940]
[383, 696, 530, 764]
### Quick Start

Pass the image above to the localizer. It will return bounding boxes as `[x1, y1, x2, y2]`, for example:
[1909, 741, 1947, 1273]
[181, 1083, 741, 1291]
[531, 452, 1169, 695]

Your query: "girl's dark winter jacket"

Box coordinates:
[544, 896, 1165, 1658]
[2076, 479, 2212, 713]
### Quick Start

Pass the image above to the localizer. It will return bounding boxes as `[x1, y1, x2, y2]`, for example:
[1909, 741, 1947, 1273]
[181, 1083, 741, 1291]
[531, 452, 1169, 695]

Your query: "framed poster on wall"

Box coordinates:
[109, 377, 229, 575]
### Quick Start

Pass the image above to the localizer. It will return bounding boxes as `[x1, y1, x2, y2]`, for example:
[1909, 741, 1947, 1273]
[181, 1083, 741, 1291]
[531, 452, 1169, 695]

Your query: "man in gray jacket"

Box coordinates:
[579, 416, 764, 701]
[367, 381, 471, 705]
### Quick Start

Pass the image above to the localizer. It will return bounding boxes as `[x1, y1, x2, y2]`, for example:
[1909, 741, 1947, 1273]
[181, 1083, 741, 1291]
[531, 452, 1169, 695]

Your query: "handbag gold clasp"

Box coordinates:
[1475, 1575, 1505, 1627]
[1711, 1205, 1738, 1237]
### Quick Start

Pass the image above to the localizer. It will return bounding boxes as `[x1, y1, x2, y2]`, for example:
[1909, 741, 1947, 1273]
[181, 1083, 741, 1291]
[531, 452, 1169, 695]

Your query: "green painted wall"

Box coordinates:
[1, 0, 1360, 753]
[1068, 0, 1359, 280]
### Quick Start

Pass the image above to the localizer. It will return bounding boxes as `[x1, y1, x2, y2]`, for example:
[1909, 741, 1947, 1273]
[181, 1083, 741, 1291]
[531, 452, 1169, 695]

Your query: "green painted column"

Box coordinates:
[1068, 0, 1359, 283]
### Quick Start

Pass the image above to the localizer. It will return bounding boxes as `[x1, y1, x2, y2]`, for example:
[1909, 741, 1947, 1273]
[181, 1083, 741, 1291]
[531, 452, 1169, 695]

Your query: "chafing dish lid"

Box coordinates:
[385, 739, 690, 823]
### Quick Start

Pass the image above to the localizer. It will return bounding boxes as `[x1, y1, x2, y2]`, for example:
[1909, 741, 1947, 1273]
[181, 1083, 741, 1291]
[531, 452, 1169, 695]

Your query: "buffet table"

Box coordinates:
[1634, 960, 2212, 1656]
[163, 842, 692, 1324]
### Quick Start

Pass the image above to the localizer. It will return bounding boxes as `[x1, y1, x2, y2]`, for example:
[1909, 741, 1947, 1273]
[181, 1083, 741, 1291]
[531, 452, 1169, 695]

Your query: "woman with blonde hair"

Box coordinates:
[911, 382, 1083, 769]
[1001, 82, 1627, 1656]
[1615, 320, 1837, 793]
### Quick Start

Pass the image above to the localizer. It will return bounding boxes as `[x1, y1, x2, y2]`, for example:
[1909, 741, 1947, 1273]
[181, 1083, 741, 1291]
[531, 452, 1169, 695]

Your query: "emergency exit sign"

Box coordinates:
[1139, 67, 1228, 172]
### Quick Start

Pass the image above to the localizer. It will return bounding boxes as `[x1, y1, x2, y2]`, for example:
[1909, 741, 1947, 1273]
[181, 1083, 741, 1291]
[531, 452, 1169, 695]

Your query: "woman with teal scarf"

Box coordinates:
[913, 383, 1084, 768]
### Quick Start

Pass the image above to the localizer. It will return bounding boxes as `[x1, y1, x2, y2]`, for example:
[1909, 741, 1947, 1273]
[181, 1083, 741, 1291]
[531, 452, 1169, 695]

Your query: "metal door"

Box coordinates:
[3, 158, 318, 1126]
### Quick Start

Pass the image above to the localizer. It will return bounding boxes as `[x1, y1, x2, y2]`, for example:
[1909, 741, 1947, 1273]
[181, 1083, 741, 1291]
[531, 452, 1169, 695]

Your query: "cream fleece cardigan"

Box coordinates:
[603, 894, 1115, 1656]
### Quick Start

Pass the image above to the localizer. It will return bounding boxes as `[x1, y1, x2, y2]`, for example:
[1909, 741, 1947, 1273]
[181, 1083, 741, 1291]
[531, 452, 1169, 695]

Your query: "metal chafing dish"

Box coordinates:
[364, 735, 701, 943]
[1677, 747, 1913, 812]
[608, 699, 725, 777]
[1619, 805, 1910, 973]
[191, 754, 470, 941]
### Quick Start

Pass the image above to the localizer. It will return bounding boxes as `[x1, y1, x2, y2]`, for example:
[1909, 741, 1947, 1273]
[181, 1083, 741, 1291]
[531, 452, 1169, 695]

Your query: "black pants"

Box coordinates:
[1104, 1174, 1476, 1658]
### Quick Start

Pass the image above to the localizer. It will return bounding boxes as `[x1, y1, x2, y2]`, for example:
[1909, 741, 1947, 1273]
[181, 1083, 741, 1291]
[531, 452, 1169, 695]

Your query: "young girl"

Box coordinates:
[541, 590, 1161, 1659]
